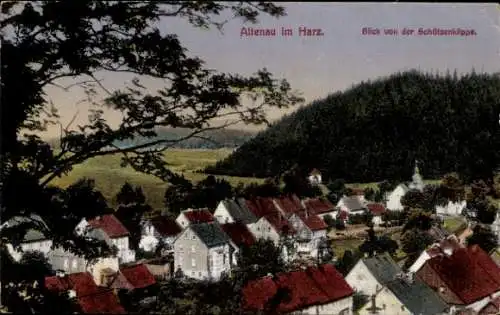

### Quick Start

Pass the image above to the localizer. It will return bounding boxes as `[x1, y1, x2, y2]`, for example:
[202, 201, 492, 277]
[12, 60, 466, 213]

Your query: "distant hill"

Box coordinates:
[205, 70, 500, 183]
[48, 127, 255, 150]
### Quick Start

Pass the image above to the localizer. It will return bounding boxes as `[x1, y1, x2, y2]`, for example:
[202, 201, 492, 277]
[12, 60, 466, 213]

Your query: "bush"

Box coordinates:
[334, 218, 346, 230]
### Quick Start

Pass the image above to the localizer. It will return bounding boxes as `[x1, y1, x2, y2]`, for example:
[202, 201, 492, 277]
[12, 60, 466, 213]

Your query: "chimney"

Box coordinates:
[370, 294, 377, 311]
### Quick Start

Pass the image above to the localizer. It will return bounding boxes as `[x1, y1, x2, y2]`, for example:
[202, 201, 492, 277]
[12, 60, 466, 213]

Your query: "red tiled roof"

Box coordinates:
[119, 264, 156, 289]
[264, 212, 295, 236]
[274, 195, 303, 215]
[298, 212, 328, 231]
[87, 214, 129, 238]
[424, 246, 500, 304]
[303, 198, 335, 215]
[221, 222, 256, 247]
[182, 209, 214, 224]
[77, 289, 126, 314]
[246, 197, 279, 218]
[367, 203, 386, 216]
[149, 216, 182, 237]
[242, 264, 354, 313]
[45, 272, 99, 297]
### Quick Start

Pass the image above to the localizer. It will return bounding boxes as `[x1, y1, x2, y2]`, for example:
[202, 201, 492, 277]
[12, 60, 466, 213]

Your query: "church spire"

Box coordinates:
[414, 160, 420, 175]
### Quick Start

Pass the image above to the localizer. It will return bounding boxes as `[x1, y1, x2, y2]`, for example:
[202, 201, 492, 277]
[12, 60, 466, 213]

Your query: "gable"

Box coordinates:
[346, 260, 383, 292]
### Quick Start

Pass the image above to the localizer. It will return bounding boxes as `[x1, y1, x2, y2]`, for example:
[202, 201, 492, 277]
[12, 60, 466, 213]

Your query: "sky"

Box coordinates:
[41, 2, 500, 138]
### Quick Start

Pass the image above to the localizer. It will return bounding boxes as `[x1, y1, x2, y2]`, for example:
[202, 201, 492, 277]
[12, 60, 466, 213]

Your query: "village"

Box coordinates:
[2, 164, 500, 315]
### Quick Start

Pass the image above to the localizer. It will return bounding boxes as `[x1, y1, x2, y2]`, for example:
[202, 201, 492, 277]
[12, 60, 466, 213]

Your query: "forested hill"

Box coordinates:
[48, 127, 255, 150]
[204, 70, 500, 183]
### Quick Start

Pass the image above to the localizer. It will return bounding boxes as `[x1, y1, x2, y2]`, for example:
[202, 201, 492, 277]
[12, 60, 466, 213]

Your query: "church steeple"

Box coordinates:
[410, 160, 424, 192]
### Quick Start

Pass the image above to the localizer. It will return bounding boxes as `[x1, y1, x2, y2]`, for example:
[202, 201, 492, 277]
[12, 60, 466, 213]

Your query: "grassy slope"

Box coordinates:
[49, 149, 264, 210]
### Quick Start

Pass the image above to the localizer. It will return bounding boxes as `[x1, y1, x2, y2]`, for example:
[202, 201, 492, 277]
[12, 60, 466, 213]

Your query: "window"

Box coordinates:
[192, 235, 196, 240]
[191, 258, 196, 267]
[63, 258, 69, 270]
[72, 260, 78, 269]
[191, 245, 196, 253]
[199, 272, 202, 277]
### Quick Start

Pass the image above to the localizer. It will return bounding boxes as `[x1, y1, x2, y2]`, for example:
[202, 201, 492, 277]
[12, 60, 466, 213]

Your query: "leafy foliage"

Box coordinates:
[163, 175, 234, 214]
[467, 225, 498, 253]
[235, 239, 286, 283]
[114, 182, 153, 250]
[206, 71, 500, 183]
[335, 250, 361, 275]
[359, 227, 399, 257]
[1, 1, 299, 312]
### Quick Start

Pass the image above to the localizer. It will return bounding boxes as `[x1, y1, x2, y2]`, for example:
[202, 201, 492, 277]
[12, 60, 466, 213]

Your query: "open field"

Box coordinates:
[49, 149, 264, 210]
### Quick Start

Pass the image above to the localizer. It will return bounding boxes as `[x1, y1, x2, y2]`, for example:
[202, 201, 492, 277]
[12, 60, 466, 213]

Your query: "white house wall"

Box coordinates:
[386, 186, 407, 211]
[435, 200, 467, 216]
[213, 203, 233, 224]
[7, 239, 53, 262]
[248, 218, 280, 245]
[345, 260, 383, 296]
[408, 251, 431, 273]
[176, 213, 190, 228]
[359, 288, 410, 315]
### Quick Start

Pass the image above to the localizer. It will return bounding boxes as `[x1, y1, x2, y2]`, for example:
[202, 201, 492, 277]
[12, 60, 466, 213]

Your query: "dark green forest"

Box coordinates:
[205, 70, 500, 183]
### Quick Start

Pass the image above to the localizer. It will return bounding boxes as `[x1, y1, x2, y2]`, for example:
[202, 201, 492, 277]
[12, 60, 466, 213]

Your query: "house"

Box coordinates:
[77, 214, 136, 264]
[173, 222, 233, 281]
[416, 245, 500, 313]
[288, 212, 328, 257]
[385, 184, 409, 211]
[176, 208, 214, 228]
[242, 264, 354, 315]
[436, 200, 467, 217]
[346, 253, 404, 296]
[308, 168, 322, 186]
[336, 196, 366, 216]
[346, 253, 448, 315]
[213, 199, 258, 225]
[348, 188, 366, 204]
[358, 274, 448, 315]
[367, 203, 386, 226]
[2, 214, 53, 262]
[243, 197, 294, 244]
[302, 197, 337, 219]
[108, 263, 156, 291]
[408, 235, 464, 273]
[273, 194, 304, 218]
[48, 246, 87, 274]
[220, 222, 256, 265]
[139, 216, 182, 252]
[44, 271, 126, 314]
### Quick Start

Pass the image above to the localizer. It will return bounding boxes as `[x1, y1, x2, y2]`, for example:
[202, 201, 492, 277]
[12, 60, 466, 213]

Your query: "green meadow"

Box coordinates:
[49, 149, 264, 210]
